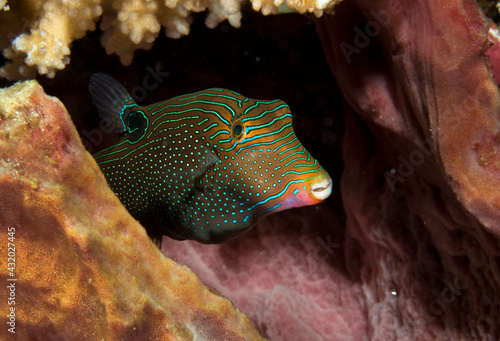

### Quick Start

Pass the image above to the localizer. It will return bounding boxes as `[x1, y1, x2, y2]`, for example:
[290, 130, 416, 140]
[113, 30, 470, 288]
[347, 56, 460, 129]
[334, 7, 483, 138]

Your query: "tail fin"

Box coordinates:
[88, 73, 137, 133]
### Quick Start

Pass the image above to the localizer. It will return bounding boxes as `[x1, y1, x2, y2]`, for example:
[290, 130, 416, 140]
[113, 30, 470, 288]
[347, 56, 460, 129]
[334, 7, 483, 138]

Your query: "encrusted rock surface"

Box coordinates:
[315, 0, 500, 338]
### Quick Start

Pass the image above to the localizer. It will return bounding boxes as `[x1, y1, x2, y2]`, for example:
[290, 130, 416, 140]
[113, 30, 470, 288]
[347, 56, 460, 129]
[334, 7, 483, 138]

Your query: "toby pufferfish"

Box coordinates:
[89, 73, 332, 244]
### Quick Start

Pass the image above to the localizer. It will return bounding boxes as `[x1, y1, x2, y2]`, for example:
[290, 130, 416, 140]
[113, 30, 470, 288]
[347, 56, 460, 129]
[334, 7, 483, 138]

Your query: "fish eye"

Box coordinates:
[231, 120, 245, 141]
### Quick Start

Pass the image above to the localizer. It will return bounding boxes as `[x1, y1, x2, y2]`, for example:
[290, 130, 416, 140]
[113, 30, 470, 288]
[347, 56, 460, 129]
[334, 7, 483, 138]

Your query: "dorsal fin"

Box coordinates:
[88, 73, 138, 133]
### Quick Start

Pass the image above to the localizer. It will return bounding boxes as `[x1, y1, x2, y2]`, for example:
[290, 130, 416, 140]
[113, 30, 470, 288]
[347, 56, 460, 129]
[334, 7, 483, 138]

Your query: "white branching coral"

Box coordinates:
[252, 0, 335, 16]
[0, 0, 341, 80]
[1, 0, 102, 79]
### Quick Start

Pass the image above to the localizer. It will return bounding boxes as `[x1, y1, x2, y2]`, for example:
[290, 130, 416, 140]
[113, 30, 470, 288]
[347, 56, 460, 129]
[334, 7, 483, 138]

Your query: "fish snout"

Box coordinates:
[310, 177, 332, 201]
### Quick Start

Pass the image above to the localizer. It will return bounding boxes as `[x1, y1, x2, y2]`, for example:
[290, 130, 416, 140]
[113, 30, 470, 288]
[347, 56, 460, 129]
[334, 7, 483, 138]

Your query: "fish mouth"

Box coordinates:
[310, 177, 332, 200]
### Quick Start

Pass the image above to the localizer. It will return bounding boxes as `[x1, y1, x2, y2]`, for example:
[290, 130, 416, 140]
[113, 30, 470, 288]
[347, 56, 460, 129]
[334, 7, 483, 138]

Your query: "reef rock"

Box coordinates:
[315, 0, 500, 339]
[0, 80, 265, 340]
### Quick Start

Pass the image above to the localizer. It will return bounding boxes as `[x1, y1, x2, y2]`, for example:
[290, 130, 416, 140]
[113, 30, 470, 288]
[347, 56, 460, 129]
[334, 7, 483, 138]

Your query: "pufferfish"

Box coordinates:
[89, 73, 332, 244]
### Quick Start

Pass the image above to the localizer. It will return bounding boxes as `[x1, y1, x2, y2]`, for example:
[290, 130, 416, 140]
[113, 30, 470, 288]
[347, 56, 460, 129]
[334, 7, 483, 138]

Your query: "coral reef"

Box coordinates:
[1, 0, 499, 339]
[0, 80, 266, 340]
[0, 0, 341, 80]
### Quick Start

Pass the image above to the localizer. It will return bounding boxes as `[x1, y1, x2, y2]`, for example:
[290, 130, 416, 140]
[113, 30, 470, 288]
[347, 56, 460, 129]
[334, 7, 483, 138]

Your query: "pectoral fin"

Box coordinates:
[193, 150, 221, 191]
